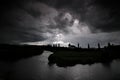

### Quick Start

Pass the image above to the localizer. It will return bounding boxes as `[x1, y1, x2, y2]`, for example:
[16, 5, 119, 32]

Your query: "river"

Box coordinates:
[0, 51, 120, 80]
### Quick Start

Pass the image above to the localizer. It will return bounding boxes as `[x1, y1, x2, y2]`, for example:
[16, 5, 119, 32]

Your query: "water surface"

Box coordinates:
[0, 51, 120, 80]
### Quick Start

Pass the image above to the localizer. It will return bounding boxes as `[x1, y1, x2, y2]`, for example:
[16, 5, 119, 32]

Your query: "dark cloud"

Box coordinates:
[39, 0, 120, 32]
[0, 0, 120, 45]
[0, 0, 46, 43]
[0, 0, 73, 43]
[85, 0, 120, 32]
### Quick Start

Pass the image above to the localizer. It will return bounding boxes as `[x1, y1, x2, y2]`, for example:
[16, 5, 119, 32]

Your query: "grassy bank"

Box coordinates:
[48, 48, 119, 67]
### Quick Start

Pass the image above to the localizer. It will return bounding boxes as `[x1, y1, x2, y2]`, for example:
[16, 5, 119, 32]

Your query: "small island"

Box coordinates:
[47, 43, 120, 67]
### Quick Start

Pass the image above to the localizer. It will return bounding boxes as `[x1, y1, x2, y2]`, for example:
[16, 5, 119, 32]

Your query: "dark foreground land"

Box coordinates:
[0, 44, 120, 67]
[47, 45, 120, 67]
[0, 44, 44, 61]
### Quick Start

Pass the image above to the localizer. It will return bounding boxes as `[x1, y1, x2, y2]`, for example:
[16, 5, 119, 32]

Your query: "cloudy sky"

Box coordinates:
[0, 0, 120, 47]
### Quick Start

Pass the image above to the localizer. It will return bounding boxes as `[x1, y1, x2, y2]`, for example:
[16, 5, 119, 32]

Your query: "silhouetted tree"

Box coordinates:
[98, 43, 101, 49]
[108, 42, 111, 47]
[53, 44, 57, 47]
[111, 44, 114, 46]
[88, 44, 90, 49]
[78, 43, 80, 48]
[58, 44, 60, 47]
[68, 43, 71, 48]
[68, 43, 76, 48]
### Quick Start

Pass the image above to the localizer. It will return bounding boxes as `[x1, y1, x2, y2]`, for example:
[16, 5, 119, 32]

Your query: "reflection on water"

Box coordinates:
[0, 51, 120, 80]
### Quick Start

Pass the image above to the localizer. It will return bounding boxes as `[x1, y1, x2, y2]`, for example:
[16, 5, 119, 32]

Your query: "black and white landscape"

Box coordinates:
[0, 0, 120, 80]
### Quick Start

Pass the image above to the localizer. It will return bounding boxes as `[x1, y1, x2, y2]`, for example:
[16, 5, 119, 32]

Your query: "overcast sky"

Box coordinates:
[0, 0, 120, 47]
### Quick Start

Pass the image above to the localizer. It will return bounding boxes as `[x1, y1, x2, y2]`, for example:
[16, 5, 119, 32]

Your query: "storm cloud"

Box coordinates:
[40, 0, 120, 32]
[0, 0, 120, 47]
[0, 0, 58, 43]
